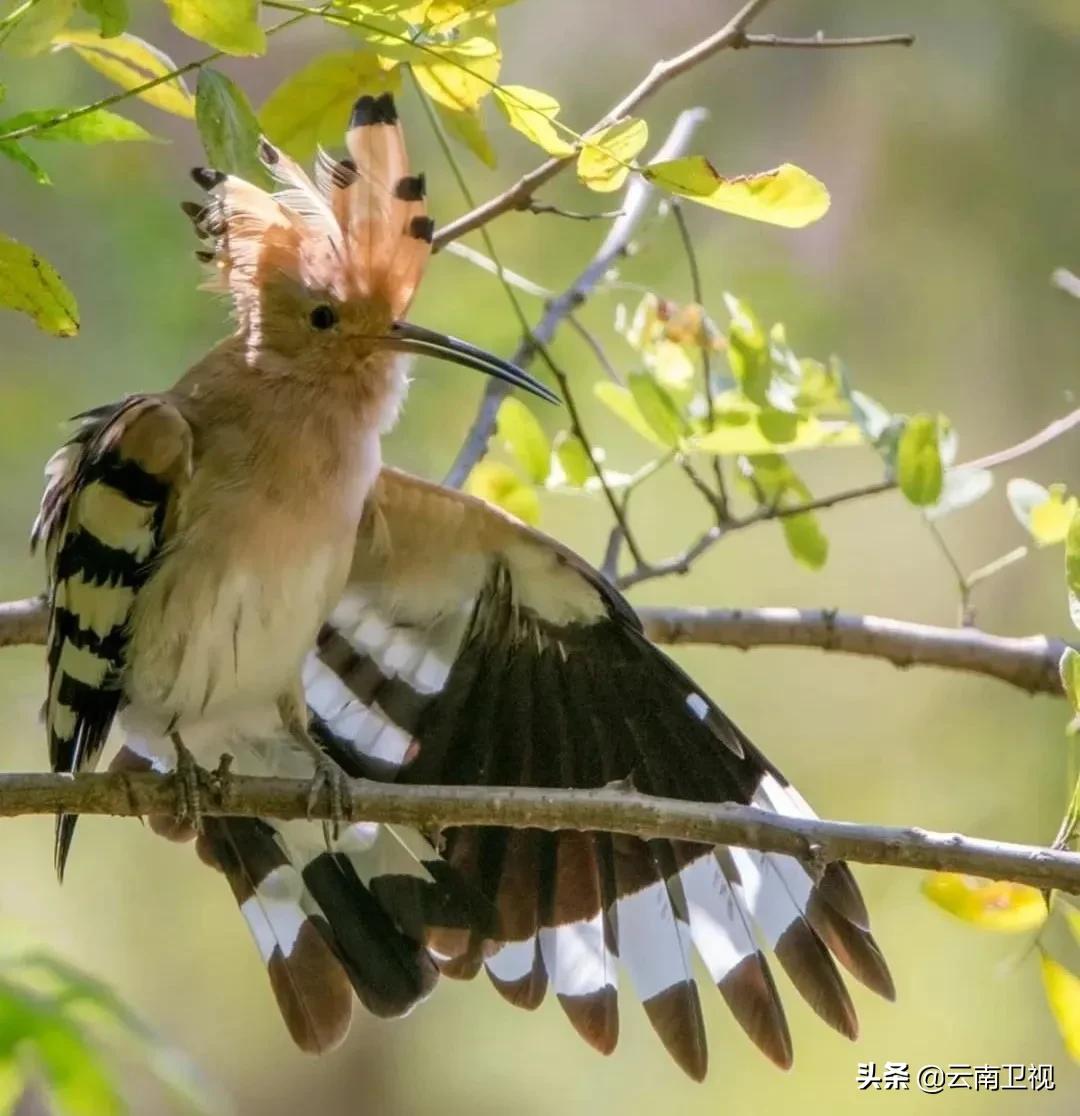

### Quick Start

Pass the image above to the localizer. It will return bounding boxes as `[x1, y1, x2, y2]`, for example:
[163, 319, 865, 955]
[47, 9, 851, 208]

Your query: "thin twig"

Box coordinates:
[527, 202, 625, 222]
[566, 314, 624, 383]
[433, 0, 780, 250]
[2, 771, 1078, 893]
[443, 109, 708, 488]
[738, 32, 915, 49]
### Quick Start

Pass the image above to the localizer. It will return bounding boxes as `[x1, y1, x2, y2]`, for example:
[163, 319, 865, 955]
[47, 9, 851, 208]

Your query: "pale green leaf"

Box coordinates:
[692, 412, 862, 456]
[552, 431, 591, 487]
[628, 371, 684, 447]
[0, 106, 154, 144]
[464, 460, 539, 524]
[163, 0, 265, 55]
[435, 101, 495, 167]
[0, 233, 78, 335]
[493, 84, 573, 156]
[196, 68, 264, 182]
[0, 140, 51, 183]
[1063, 648, 1080, 714]
[577, 117, 647, 193]
[408, 15, 501, 111]
[2, 0, 74, 56]
[782, 512, 828, 570]
[261, 51, 399, 160]
[922, 872, 1048, 932]
[77, 0, 128, 36]
[497, 397, 550, 484]
[925, 467, 994, 522]
[594, 381, 668, 448]
[897, 414, 944, 506]
[645, 156, 830, 228]
[54, 31, 195, 118]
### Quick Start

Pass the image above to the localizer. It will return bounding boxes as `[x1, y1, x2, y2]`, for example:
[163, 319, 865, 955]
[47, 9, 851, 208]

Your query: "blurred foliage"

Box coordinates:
[0, 1, 1079, 1113]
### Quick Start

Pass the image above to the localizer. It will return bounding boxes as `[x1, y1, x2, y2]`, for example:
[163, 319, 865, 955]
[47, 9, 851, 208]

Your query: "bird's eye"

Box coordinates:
[309, 304, 338, 331]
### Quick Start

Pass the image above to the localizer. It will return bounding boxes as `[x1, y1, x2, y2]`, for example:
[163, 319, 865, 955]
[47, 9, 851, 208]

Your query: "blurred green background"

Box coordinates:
[2, 0, 1080, 1112]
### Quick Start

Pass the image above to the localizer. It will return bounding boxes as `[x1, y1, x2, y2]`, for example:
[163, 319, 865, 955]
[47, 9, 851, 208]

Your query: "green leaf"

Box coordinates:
[195, 68, 264, 182]
[1063, 648, 1080, 714]
[496, 397, 550, 484]
[493, 84, 574, 157]
[782, 512, 828, 570]
[628, 370, 684, 447]
[645, 157, 830, 228]
[0, 106, 154, 144]
[1041, 949, 1080, 1061]
[163, 0, 265, 54]
[2, 0, 74, 57]
[897, 414, 944, 506]
[0, 233, 78, 336]
[435, 101, 495, 167]
[723, 293, 770, 405]
[0, 140, 51, 183]
[261, 50, 399, 160]
[552, 431, 591, 487]
[54, 31, 195, 118]
[384, 13, 501, 111]
[691, 412, 862, 456]
[464, 460, 539, 525]
[577, 117, 647, 193]
[77, 0, 128, 36]
[925, 467, 994, 522]
[1008, 479, 1078, 546]
[922, 872, 1048, 932]
[594, 381, 668, 448]
[1067, 510, 1080, 631]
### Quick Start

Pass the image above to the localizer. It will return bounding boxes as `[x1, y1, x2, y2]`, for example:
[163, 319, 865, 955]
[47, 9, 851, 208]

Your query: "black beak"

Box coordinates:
[386, 322, 560, 405]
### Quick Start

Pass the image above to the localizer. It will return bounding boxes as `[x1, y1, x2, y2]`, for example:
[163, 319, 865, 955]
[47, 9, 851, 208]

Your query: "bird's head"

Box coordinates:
[184, 92, 555, 409]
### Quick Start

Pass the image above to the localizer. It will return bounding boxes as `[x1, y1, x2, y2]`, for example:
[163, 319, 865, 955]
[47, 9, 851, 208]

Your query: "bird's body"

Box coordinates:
[33, 91, 894, 1079]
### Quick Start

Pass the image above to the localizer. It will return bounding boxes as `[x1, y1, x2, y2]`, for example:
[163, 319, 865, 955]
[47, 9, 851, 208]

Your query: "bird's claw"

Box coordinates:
[307, 757, 351, 845]
[172, 745, 209, 831]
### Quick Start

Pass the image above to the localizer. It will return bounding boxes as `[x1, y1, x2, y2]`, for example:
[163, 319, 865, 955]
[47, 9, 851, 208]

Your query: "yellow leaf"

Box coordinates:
[645, 156, 830, 228]
[922, 872, 1048, 932]
[493, 85, 574, 157]
[435, 101, 496, 167]
[1031, 485, 1078, 547]
[261, 51, 400, 160]
[410, 16, 501, 111]
[163, 0, 265, 55]
[54, 31, 195, 119]
[594, 382, 669, 448]
[464, 461, 540, 525]
[1041, 950, 1080, 1060]
[0, 233, 79, 336]
[577, 117, 648, 193]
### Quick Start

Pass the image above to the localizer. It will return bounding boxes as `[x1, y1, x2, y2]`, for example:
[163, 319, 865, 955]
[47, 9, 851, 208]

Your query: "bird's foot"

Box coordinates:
[307, 756, 352, 845]
[170, 734, 209, 830]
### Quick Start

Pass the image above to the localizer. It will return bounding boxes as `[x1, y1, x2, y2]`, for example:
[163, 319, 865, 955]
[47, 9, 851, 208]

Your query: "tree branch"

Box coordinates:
[637, 607, 1071, 697]
[2, 771, 1078, 893]
[2, 595, 1071, 699]
[443, 108, 707, 487]
[738, 32, 915, 49]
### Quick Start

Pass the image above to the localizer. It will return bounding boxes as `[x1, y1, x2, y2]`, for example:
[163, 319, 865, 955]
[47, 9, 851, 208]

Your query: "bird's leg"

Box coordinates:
[169, 732, 208, 830]
[276, 691, 352, 841]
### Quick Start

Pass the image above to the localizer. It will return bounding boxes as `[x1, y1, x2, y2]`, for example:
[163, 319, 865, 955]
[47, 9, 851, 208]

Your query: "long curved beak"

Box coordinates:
[386, 321, 560, 405]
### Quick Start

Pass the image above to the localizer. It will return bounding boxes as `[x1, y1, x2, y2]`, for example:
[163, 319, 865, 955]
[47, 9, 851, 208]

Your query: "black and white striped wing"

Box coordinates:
[31, 395, 192, 876]
[307, 468, 894, 1079]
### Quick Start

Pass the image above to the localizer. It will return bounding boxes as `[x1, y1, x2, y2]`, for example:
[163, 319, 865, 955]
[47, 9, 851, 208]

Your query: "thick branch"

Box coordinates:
[3, 771, 1078, 893]
[2, 595, 1071, 699]
[638, 607, 1070, 697]
[443, 108, 706, 487]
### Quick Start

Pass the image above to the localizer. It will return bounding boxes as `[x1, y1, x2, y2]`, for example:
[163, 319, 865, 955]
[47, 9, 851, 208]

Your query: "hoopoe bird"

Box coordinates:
[32, 92, 893, 1079]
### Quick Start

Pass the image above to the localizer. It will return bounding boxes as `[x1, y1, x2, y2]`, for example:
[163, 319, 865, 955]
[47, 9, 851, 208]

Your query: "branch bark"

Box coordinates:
[637, 607, 1071, 697]
[2, 595, 1070, 698]
[3, 771, 1078, 894]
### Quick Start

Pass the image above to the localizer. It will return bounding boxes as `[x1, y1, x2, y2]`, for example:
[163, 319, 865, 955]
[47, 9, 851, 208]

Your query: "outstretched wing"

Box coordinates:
[32, 395, 192, 876]
[304, 468, 894, 1079]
